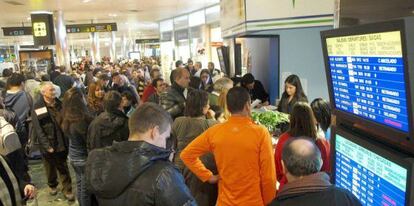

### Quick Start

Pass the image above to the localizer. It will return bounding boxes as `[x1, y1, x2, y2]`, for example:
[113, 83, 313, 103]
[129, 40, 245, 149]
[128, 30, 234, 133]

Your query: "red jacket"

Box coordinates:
[274, 132, 330, 190]
[142, 85, 156, 102]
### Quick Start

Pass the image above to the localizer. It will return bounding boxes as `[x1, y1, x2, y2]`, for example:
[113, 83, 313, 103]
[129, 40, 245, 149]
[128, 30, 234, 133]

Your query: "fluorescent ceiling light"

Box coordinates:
[82, 0, 92, 3]
[109, 13, 118, 17]
[31, 11, 53, 14]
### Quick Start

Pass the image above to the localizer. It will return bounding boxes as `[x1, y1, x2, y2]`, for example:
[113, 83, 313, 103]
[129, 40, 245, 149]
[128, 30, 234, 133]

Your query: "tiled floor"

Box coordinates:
[26, 159, 79, 206]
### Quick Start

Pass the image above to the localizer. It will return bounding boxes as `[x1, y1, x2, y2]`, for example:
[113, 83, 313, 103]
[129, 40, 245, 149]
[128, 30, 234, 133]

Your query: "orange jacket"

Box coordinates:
[180, 116, 276, 206]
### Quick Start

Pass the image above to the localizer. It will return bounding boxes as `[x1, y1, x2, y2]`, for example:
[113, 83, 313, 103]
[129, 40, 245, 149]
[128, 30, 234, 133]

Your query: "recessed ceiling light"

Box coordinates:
[27, 17, 31, 20]
[82, 0, 92, 3]
[109, 13, 117, 17]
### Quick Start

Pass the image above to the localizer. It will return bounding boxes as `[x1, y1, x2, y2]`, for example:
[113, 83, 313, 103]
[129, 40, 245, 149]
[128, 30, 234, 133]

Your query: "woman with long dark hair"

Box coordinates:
[61, 88, 94, 206]
[274, 102, 330, 190]
[172, 90, 218, 206]
[200, 69, 213, 92]
[87, 81, 104, 116]
[311, 98, 332, 141]
[277, 74, 308, 114]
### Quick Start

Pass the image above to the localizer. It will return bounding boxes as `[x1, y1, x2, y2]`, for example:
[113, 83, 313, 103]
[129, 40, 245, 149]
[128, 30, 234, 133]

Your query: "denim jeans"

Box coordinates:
[71, 160, 91, 206]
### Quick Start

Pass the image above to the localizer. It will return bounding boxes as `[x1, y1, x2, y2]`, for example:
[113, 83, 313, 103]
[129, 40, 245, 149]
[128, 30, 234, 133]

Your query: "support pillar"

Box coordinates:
[90, 32, 100, 64]
[121, 34, 127, 59]
[53, 10, 70, 70]
[110, 31, 116, 62]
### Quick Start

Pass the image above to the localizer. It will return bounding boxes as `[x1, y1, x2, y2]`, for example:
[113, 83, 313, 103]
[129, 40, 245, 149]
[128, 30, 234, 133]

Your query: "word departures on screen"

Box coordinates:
[326, 31, 408, 132]
[335, 134, 407, 206]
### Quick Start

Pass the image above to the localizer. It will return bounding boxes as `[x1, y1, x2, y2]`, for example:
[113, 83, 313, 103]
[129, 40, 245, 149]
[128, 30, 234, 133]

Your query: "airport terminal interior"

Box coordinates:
[1, 0, 414, 205]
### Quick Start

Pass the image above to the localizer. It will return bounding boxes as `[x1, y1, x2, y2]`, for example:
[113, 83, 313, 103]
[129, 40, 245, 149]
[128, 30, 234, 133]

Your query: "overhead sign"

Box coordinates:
[31, 13, 55, 45]
[66, 23, 117, 33]
[135, 39, 160, 44]
[2, 27, 33, 36]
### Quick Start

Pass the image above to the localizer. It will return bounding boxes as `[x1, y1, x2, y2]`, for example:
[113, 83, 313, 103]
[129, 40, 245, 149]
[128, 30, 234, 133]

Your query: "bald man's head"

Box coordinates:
[282, 137, 322, 177]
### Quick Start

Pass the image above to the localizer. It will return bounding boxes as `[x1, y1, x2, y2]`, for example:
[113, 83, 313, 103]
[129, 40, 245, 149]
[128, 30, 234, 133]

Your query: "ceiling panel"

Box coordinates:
[0, 0, 219, 41]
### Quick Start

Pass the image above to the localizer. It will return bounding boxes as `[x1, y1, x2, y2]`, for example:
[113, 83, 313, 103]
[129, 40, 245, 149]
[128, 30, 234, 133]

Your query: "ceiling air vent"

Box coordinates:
[3, 0, 24, 5]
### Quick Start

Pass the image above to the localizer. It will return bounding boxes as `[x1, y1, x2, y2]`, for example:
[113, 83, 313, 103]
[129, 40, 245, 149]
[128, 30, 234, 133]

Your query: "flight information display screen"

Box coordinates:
[326, 31, 409, 132]
[335, 134, 407, 206]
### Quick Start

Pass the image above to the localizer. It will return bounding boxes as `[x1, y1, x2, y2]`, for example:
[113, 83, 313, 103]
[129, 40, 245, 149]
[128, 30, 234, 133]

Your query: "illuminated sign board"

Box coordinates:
[66, 23, 117, 33]
[2, 27, 33, 36]
[31, 13, 55, 45]
[135, 39, 160, 44]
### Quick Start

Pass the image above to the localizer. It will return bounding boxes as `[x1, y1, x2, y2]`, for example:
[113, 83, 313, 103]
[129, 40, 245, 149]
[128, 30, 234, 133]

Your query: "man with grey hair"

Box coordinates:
[269, 137, 361, 206]
[31, 83, 74, 201]
[86, 103, 195, 205]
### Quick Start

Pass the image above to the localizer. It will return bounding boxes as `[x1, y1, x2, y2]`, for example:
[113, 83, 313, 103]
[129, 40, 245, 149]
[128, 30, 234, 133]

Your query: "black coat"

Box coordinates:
[269, 186, 362, 206]
[244, 80, 269, 103]
[31, 97, 67, 153]
[86, 141, 196, 206]
[0, 155, 24, 206]
[87, 110, 129, 151]
[269, 173, 361, 206]
[66, 117, 92, 161]
[159, 84, 188, 119]
[53, 74, 74, 98]
[277, 95, 308, 115]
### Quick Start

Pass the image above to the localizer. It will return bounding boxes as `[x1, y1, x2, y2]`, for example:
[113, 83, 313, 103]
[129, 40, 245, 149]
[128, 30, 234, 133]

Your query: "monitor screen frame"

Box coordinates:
[331, 126, 414, 206]
[321, 19, 414, 148]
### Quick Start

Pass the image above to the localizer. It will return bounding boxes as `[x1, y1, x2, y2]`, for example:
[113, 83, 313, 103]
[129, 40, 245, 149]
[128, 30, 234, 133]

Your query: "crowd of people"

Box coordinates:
[0, 57, 361, 206]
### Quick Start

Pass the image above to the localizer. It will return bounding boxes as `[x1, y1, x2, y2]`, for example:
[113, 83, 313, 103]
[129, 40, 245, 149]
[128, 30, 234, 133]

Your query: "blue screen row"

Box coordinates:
[328, 56, 409, 132]
[335, 134, 407, 206]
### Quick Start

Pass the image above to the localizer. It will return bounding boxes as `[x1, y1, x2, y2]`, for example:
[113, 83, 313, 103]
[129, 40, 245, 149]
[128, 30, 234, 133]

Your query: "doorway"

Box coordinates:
[234, 35, 280, 105]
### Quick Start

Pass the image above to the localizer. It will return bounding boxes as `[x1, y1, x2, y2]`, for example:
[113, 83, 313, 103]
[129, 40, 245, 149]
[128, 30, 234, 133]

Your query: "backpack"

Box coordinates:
[0, 116, 21, 155]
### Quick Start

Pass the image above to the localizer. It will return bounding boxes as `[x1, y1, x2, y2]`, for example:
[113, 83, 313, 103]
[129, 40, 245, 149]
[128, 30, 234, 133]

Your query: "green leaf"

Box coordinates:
[252, 111, 290, 132]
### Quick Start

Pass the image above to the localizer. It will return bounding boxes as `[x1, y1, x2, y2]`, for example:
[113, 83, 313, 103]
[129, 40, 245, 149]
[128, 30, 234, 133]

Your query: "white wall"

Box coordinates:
[245, 38, 271, 91]
[255, 26, 333, 102]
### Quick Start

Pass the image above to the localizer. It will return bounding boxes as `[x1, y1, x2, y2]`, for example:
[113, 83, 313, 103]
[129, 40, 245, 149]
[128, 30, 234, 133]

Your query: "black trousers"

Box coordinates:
[41, 151, 72, 193]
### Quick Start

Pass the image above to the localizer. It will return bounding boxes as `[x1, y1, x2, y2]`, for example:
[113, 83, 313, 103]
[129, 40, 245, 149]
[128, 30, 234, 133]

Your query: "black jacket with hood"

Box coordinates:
[87, 109, 129, 151]
[86, 141, 196, 206]
[4, 90, 32, 144]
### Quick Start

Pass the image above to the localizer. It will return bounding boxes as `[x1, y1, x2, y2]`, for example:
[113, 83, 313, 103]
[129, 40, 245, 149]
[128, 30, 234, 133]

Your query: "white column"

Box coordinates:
[53, 10, 70, 70]
[90, 32, 100, 64]
[110, 31, 116, 62]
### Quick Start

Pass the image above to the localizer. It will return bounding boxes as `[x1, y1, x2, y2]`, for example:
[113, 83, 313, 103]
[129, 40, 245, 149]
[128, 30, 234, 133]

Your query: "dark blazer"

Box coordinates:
[31, 97, 67, 153]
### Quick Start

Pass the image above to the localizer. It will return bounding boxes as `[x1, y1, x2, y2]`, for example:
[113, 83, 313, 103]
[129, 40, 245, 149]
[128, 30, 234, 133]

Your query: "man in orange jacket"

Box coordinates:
[181, 87, 276, 206]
